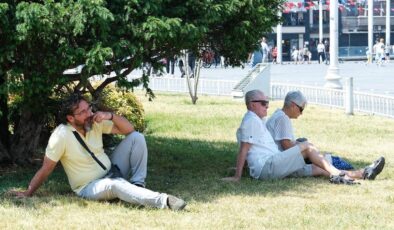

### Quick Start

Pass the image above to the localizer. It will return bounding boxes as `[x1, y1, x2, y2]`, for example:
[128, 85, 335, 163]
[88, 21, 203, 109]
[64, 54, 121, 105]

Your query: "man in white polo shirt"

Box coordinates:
[222, 90, 384, 184]
[266, 90, 384, 180]
[11, 93, 186, 210]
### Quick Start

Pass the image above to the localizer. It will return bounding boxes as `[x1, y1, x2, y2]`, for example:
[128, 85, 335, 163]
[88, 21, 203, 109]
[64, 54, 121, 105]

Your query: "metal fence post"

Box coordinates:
[345, 77, 354, 115]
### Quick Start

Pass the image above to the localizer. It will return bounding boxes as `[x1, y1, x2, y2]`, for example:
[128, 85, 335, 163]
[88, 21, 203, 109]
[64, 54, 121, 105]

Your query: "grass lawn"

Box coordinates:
[1, 91, 393, 229]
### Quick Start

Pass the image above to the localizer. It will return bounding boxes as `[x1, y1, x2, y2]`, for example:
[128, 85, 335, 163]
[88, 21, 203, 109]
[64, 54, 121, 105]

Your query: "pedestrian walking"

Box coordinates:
[260, 37, 269, 63]
[291, 47, 299, 65]
[317, 42, 325, 64]
[324, 40, 330, 64]
[272, 46, 278, 64]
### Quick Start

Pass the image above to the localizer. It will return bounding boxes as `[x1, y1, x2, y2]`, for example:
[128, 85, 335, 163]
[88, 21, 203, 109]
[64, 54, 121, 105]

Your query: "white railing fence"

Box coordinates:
[144, 77, 237, 96]
[353, 91, 394, 117]
[271, 82, 394, 118]
[114, 75, 394, 118]
[271, 82, 345, 109]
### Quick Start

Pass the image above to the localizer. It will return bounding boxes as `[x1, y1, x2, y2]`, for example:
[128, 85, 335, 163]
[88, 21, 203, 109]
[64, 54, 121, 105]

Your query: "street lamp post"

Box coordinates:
[319, 0, 323, 43]
[324, 0, 342, 89]
[368, 0, 373, 56]
[277, 10, 283, 64]
[386, 0, 391, 45]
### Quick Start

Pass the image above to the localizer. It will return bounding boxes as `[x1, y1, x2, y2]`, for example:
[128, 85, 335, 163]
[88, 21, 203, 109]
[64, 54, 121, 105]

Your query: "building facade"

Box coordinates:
[267, 0, 394, 61]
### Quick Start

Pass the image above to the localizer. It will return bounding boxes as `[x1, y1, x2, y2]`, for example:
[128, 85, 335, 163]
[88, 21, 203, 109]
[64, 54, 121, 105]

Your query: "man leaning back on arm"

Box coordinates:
[10, 93, 186, 211]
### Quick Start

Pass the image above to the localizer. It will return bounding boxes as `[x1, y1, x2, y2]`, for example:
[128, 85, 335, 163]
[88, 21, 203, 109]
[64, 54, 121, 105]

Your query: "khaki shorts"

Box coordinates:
[259, 145, 312, 180]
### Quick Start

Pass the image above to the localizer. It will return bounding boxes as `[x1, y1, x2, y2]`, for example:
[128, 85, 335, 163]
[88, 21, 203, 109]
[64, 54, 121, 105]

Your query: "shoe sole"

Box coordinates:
[168, 195, 187, 211]
[368, 157, 385, 180]
[176, 202, 187, 211]
[170, 201, 187, 211]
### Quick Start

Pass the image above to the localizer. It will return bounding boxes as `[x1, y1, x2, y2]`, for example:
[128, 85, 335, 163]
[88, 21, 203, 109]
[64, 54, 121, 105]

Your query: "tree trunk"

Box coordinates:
[0, 72, 10, 146]
[0, 72, 11, 164]
[0, 141, 11, 163]
[10, 110, 44, 165]
[184, 51, 201, 105]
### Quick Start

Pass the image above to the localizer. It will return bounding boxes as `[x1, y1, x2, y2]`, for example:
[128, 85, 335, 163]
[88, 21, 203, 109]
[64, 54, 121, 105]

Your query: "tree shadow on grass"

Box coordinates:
[0, 168, 148, 210]
[0, 135, 377, 208]
[143, 136, 375, 202]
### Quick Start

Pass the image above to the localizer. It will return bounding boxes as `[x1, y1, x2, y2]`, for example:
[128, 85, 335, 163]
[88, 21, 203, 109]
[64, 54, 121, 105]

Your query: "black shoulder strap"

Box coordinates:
[72, 131, 107, 170]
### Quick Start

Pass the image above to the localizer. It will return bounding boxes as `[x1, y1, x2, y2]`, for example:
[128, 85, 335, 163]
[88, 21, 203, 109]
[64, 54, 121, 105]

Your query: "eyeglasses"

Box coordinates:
[251, 100, 269, 107]
[73, 104, 92, 116]
[293, 102, 304, 114]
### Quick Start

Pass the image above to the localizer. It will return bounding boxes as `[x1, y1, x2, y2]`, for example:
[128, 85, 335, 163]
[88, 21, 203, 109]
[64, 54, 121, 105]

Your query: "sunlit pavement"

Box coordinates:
[129, 61, 394, 96]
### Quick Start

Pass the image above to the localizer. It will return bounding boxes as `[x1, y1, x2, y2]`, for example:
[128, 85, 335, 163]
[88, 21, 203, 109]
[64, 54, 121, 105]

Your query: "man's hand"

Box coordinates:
[6, 190, 31, 198]
[298, 141, 311, 152]
[221, 176, 241, 182]
[92, 111, 112, 123]
[8, 156, 58, 198]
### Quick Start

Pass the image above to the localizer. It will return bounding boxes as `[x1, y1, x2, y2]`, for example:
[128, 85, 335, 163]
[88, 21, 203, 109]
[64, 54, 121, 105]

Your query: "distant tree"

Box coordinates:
[0, 0, 282, 164]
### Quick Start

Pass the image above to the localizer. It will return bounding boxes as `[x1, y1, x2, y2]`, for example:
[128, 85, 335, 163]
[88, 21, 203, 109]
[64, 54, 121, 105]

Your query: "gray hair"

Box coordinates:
[245, 90, 263, 105]
[284, 90, 307, 107]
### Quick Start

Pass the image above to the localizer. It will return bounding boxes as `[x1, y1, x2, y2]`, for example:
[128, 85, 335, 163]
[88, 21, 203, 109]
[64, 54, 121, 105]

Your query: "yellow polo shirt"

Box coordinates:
[45, 121, 113, 193]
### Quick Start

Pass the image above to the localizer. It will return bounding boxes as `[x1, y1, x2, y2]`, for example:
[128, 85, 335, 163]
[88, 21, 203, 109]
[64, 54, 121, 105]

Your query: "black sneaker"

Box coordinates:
[363, 156, 385, 180]
[167, 195, 186, 211]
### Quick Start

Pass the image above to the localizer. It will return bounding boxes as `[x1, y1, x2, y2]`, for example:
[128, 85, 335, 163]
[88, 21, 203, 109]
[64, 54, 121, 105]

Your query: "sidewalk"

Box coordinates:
[269, 61, 394, 96]
[129, 61, 394, 96]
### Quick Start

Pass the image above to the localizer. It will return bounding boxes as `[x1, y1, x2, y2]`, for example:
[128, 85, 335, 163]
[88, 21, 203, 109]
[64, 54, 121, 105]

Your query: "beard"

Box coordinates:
[83, 115, 94, 131]
[73, 115, 94, 132]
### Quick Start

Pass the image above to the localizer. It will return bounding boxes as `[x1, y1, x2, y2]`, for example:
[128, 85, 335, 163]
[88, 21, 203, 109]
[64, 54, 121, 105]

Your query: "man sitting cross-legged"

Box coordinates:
[222, 90, 384, 184]
[10, 93, 186, 210]
[265, 90, 385, 180]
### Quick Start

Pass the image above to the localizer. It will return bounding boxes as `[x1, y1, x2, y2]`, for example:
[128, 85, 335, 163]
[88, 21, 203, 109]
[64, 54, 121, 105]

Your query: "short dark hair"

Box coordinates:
[58, 93, 88, 124]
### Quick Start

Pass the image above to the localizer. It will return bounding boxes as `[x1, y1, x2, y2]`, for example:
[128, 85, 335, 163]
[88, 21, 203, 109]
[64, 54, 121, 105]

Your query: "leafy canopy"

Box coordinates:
[1, 0, 282, 112]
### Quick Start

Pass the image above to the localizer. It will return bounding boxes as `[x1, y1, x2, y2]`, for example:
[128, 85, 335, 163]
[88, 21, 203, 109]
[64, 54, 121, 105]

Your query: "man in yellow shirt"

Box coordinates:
[11, 94, 186, 210]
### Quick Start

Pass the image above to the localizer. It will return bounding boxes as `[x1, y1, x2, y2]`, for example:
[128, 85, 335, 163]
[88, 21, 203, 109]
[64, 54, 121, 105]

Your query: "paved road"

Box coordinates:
[130, 61, 394, 96]
[269, 62, 394, 96]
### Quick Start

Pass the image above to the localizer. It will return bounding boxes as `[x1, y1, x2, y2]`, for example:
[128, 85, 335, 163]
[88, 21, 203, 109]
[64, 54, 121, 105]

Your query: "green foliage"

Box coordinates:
[2, 0, 282, 110]
[6, 94, 23, 130]
[0, 0, 283, 162]
[99, 85, 145, 132]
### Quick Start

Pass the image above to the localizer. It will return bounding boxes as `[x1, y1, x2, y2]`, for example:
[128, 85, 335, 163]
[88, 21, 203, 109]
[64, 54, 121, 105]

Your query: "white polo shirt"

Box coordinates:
[266, 109, 294, 151]
[45, 121, 113, 193]
[236, 111, 279, 179]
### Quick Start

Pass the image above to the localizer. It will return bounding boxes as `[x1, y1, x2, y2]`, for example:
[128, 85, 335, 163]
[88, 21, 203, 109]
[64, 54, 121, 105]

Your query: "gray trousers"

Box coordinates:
[78, 132, 168, 209]
[111, 131, 148, 187]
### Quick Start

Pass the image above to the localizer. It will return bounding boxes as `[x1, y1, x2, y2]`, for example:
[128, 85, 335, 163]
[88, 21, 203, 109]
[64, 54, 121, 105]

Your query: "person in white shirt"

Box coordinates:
[260, 37, 270, 63]
[291, 47, 299, 64]
[317, 42, 325, 64]
[222, 90, 385, 184]
[374, 39, 384, 65]
[266, 90, 385, 179]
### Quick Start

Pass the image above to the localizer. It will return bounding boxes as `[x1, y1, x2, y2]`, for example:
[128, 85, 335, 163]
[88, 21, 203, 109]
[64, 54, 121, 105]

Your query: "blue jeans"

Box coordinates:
[77, 132, 168, 209]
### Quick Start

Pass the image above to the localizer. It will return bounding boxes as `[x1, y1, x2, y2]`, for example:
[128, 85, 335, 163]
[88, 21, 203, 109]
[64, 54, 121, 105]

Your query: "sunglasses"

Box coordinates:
[293, 102, 304, 113]
[251, 100, 269, 107]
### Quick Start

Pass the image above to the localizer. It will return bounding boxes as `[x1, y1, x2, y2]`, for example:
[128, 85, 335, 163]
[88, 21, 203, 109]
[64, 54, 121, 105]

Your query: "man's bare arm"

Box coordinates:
[222, 142, 251, 182]
[109, 113, 134, 135]
[10, 156, 57, 197]
[92, 111, 134, 135]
